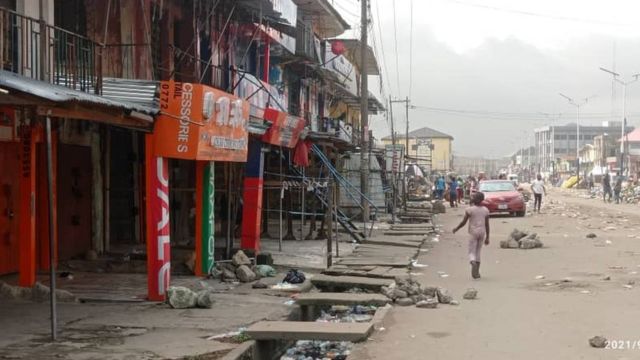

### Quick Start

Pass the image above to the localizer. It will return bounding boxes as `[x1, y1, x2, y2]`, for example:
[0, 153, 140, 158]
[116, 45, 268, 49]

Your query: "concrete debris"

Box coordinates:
[589, 336, 607, 348]
[221, 269, 237, 282]
[463, 288, 478, 300]
[436, 288, 453, 304]
[422, 286, 438, 297]
[167, 286, 198, 309]
[235, 265, 257, 283]
[252, 281, 268, 289]
[500, 229, 543, 250]
[416, 298, 439, 309]
[0, 281, 76, 303]
[396, 297, 415, 306]
[449, 300, 460, 306]
[510, 229, 528, 241]
[232, 250, 252, 267]
[196, 289, 215, 309]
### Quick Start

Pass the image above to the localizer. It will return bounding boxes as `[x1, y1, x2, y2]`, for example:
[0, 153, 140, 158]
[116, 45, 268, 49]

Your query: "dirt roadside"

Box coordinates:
[353, 190, 640, 360]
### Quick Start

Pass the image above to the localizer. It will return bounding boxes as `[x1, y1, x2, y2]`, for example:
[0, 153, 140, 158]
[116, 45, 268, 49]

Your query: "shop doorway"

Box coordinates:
[0, 142, 20, 274]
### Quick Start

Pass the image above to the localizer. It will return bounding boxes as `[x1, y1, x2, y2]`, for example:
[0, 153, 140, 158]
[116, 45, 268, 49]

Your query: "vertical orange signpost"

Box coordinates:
[146, 81, 249, 300]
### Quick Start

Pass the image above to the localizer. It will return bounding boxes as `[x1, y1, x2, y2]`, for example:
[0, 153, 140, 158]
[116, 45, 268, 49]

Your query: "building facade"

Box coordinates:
[380, 126, 454, 172]
[0, 0, 382, 300]
[534, 122, 633, 176]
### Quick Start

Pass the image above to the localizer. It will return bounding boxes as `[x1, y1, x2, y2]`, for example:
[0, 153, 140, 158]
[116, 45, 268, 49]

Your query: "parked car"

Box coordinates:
[478, 180, 526, 217]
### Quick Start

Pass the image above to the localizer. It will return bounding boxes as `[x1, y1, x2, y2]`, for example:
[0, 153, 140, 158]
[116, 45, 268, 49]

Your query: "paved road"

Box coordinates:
[355, 190, 640, 359]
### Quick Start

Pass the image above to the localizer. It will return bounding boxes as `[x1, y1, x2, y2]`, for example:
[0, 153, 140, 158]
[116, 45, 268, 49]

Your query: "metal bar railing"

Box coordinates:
[0, 6, 102, 94]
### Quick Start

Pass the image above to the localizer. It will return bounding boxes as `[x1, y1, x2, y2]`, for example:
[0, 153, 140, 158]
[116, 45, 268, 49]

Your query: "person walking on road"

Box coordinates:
[530, 174, 546, 213]
[603, 171, 612, 203]
[453, 192, 490, 279]
[435, 175, 446, 200]
[614, 172, 623, 204]
[448, 176, 459, 208]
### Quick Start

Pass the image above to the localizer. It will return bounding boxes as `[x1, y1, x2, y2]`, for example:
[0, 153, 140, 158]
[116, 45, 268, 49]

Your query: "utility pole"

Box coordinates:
[389, 98, 397, 223]
[390, 98, 411, 209]
[559, 93, 594, 186]
[359, 0, 370, 226]
[599, 67, 639, 176]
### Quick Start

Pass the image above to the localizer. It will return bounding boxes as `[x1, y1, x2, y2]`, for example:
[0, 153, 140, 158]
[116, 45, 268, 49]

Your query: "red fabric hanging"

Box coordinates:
[293, 140, 311, 167]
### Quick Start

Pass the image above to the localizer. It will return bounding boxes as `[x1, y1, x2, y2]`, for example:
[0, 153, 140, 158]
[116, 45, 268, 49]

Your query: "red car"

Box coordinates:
[478, 180, 526, 217]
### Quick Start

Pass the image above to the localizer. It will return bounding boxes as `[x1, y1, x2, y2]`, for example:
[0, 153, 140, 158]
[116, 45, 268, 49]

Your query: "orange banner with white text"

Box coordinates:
[153, 81, 250, 162]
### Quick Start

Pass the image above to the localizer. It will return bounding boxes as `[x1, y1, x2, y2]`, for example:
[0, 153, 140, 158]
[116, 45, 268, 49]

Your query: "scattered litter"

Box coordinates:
[605, 240, 612, 245]
[281, 340, 352, 360]
[283, 299, 295, 306]
[580, 290, 591, 294]
[439, 274, 449, 278]
[544, 283, 554, 286]
[535, 275, 546, 280]
[603, 276, 611, 281]
[623, 285, 633, 289]
[410, 260, 429, 268]
[271, 283, 298, 290]
[206, 328, 247, 341]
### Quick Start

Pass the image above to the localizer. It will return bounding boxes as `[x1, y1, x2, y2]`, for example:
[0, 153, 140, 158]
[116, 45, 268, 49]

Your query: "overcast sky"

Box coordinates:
[333, 0, 640, 157]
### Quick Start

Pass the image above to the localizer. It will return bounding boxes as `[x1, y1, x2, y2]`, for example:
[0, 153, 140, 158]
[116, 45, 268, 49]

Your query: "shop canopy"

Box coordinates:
[0, 70, 157, 130]
[328, 39, 380, 75]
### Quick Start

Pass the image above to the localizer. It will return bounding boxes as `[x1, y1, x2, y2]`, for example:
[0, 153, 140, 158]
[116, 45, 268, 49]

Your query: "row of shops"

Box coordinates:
[0, 0, 384, 300]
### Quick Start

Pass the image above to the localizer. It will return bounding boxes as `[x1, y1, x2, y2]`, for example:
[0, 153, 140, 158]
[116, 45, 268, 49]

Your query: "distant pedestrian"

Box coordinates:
[530, 174, 546, 213]
[614, 172, 623, 204]
[453, 192, 490, 279]
[603, 171, 612, 203]
[456, 177, 464, 205]
[448, 176, 459, 208]
[435, 176, 446, 200]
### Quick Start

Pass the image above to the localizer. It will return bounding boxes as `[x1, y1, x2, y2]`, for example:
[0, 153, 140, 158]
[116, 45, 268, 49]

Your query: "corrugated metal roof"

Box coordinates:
[102, 78, 159, 109]
[0, 70, 158, 116]
[292, 0, 350, 38]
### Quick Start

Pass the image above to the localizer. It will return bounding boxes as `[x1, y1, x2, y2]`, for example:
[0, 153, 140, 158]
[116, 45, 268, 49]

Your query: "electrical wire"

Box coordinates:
[443, 0, 633, 27]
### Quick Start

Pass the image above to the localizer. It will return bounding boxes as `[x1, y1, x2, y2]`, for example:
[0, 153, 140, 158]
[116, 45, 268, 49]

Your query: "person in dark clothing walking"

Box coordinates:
[614, 172, 623, 204]
[603, 171, 612, 203]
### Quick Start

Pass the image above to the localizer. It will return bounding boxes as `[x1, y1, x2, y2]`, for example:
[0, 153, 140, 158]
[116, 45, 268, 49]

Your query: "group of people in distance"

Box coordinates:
[601, 171, 624, 204]
[434, 175, 465, 208]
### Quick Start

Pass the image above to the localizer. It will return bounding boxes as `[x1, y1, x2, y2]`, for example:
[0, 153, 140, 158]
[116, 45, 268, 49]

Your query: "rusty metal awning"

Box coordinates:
[328, 39, 380, 75]
[0, 70, 158, 130]
[292, 0, 350, 38]
[332, 83, 385, 114]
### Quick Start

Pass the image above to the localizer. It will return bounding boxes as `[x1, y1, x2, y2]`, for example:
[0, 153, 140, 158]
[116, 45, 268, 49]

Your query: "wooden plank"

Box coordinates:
[246, 321, 373, 342]
[296, 293, 390, 306]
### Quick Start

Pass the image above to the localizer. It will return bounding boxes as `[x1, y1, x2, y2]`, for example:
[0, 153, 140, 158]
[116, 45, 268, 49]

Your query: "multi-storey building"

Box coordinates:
[0, 0, 382, 300]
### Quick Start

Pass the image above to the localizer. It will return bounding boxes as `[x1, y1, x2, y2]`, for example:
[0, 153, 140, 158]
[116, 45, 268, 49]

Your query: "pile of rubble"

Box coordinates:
[210, 250, 275, 283]
[0, 281, 76, 303]
[381, 278, 475, 308]
[166, 286, 215, 309]
[500, 229, 543, 250]
[281, 340, 351, 360]
[620, 184, 640, 204]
